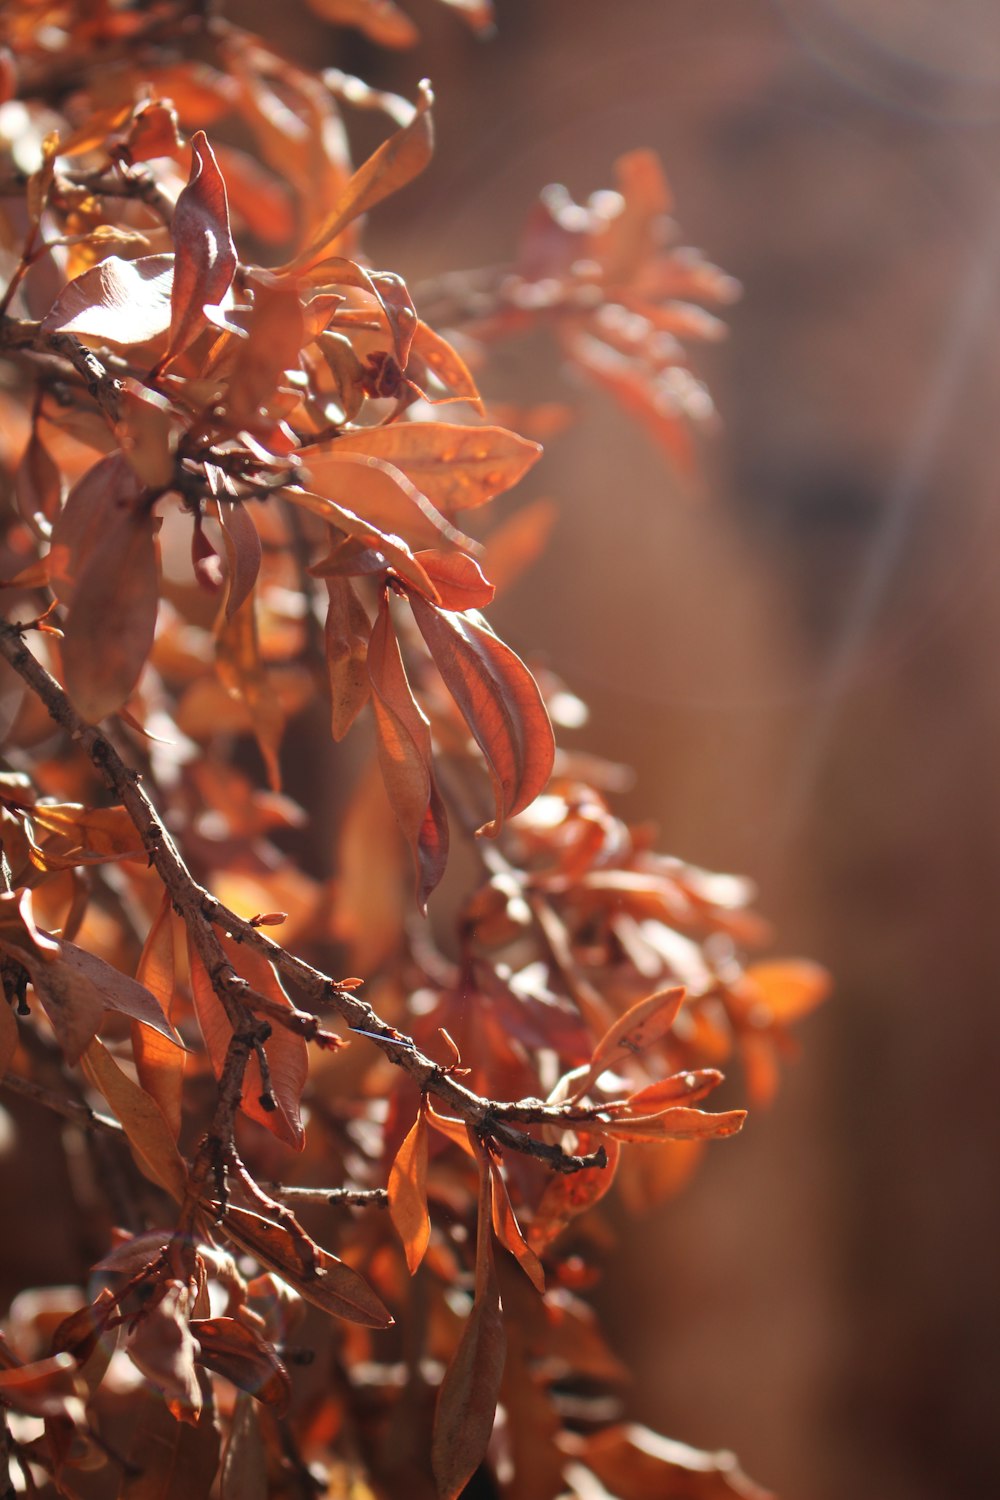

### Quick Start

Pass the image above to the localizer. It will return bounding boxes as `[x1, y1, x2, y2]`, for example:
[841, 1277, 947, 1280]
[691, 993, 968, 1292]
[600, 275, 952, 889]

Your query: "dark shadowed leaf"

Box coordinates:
[220, 1393, 267, 1500]
[527, 1135, 619, 1255]
[189, 1317, 291, 1413]
[61, 506, 159, 721]
[122, 1376, 221, 1500]
[48, 452, 145, 607]
[126, 1282, 203, 1422]
[217, 500, 263, 620]
[408, 595, 554, 834]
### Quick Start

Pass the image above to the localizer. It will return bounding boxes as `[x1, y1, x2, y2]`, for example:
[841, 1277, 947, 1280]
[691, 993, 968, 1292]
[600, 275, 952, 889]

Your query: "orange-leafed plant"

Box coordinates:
[0, 4, 828, 1498]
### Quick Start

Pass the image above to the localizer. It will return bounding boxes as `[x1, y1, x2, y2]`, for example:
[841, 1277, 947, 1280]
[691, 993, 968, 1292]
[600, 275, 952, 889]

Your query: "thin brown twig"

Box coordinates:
[0, 620, 607, 1176]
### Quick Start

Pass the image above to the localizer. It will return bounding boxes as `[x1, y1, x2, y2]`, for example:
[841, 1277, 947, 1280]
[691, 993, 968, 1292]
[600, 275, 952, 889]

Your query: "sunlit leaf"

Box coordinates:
[328, 424, 540, 517]
[161, 131, 237, 366]
[388, 1104, 430, 1273]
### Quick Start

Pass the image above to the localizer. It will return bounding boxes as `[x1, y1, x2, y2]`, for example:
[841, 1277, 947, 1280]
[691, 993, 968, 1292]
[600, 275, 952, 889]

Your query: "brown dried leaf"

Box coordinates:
[368, 591, 449, 908]
[408, 595, 554, 834]
[115, 380, 177, 489]
[527, 1134, 619, 1254]
[121, 1377, 221, 1500]
[126, 1282, 202, 1421]
[0, 1352, 87, 1424]
[217, 500, 262, 620]
[48, 452, 145, 607]
[220, 1393, 266, 1500]
[14, 429, 62, 538]
[388, 1104, 430, 1274]
[568, 1423, 774, 1500]
[80, 1038, 188, 1200]
[580, 986, 686, 1093]
[0, 994, 16, 1079]
[216, 593, 284, 791]
[598, 1106, 746, 1144]
[132, 894, 184, 1140]
[220, 1205, 393, 1328]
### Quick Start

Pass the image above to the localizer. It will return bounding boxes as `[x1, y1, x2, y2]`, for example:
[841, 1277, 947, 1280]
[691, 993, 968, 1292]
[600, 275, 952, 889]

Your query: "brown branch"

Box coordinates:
[0, 622, 607, 1177]
[0, 318, 124, 424]
[263, 1184, 389, 1208]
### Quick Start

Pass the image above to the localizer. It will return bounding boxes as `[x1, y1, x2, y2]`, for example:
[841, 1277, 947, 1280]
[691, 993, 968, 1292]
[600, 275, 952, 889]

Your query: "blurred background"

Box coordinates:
[257, 2, 999, 1496]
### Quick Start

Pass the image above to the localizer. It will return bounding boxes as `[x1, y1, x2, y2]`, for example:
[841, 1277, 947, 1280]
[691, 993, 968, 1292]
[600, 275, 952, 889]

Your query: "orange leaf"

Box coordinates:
[48, 451, 145, 607]
[324, 576, 371, 740]
[132, 893, 184, 1140]
[187, 936, 307, 1151]
[368, 591, 449, 909]
[328, 424, 541, 517]
[285, 485, 441, 598]
[388, 1104, 430, 1273]
[80, 1038, 188, 1201]
[577, 986, 686, 1096]
[223, 284, 305, 432]
[431, 1142, 506, 1500]
[607, 1067, 724, 1116]
[61, 507, 159, 721]
[408, 319, 485, 413]
[215, 593, 284, 792]
[527, 1134, 619, 1254]
[295, 449, 473, 550]
[742, 960, 831, 1023]
[161, 132, 237, 366]
[598, 1107, 746, 1144]
[283, 79, 433, 275]
[408, 595, 554, 834]
[412, 550, 495, 610]
[304, 0, 419, 48]
[488, 1157, 544, 1293]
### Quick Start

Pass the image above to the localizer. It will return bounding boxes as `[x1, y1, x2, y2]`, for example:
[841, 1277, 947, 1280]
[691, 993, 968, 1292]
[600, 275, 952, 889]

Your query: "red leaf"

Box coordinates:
[412, 550, 495, 610]
[48, 451, 145, 607]
[189, 1317, 290, 1414]
[388, 1104, 430, 1273]
[408, 595, 554, 834]
[223, 284, 305, 432]
[368, 590, 449, 909]
[61, 506, 159, 721]
[161, 132, 237, 366]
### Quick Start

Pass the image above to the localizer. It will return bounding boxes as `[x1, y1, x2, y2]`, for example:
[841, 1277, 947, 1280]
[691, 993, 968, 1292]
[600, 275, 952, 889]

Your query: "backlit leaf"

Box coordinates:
[161, 131, 237, 366]
[579, 986, 686, 1094]
[80, 1038, 188, 1201]
[41, 255, 175, 346]
[305, 0, 419, 49]
[220, 1205, 393, 1328]
[328, 424, 541, 517]
[189, 1317, 291, 1413]
[489, 1157, 544, 1293]
[132, 893, 184, 1140]
[283, 79, 434, 275]
[742, 959, 831, 1022]
[388, 1104, 430, 1273]
[408, 320, 485, 413]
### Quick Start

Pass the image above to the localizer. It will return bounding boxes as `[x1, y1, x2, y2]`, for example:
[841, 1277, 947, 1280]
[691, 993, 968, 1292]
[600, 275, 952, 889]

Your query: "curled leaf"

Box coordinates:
[162, 131, 237, 365]
[408, 595, 554, 834]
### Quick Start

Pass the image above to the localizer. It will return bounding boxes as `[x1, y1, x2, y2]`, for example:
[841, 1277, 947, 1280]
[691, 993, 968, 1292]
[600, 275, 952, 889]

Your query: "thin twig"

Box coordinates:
[0, 1070, 123, 1135]
[0, 621, 608, 1177]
